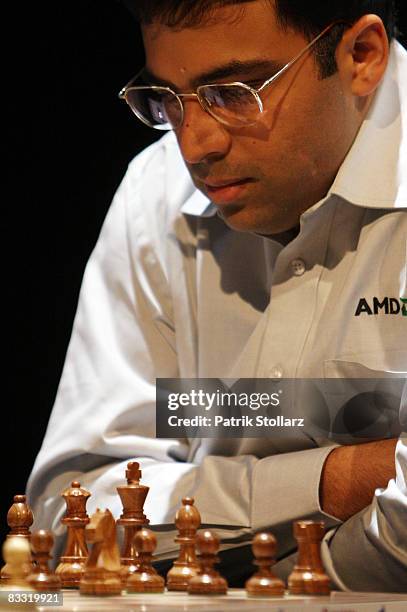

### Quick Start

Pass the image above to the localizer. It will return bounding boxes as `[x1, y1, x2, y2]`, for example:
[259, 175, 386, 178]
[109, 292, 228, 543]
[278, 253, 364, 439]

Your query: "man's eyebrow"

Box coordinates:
[143, 59, 284, 90]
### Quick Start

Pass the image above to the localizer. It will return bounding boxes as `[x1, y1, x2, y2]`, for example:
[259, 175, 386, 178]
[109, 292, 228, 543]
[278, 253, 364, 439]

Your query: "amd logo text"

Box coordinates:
[355, 297, 407, 316]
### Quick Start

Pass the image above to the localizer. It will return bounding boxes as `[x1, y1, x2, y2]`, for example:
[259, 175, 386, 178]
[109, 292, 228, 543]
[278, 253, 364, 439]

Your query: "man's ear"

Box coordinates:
[336, 14, 389, 97]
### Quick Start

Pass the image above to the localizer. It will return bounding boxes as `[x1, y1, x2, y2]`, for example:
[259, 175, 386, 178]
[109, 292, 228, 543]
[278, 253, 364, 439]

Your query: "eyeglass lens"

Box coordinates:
[200, 85, 261, 127]
[125, 88, 183, 129]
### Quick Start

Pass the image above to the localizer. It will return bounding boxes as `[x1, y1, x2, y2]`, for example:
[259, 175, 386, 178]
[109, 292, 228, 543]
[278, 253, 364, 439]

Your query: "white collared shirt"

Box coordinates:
[27, 42, 407, 590]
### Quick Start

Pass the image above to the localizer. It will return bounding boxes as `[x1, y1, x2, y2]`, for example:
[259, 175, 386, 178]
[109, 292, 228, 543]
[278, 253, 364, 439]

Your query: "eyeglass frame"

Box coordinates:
[118, 21, 347, 130]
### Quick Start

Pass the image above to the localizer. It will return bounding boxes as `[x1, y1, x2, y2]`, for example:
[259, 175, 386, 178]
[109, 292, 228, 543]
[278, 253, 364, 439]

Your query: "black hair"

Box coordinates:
[121, 1, 398, 78]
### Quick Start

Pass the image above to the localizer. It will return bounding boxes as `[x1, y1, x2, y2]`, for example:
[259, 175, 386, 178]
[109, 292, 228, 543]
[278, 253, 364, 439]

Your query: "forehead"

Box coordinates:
[141, 1, 293, 85]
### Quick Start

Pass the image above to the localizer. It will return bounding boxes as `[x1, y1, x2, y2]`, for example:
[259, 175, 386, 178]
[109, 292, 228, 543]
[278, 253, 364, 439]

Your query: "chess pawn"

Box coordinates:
[188, 530, 228, 595]
[116, 461, 150, 584]
[288, 520, 331, 595]
[27, 530, 61, 592]
[126, 528, 164, 593]
[0, 537, 36, 610]
[245, 532, 285, 596]
[1, 495, 34, 582]
[55, 481, 91, 588]
[167, 497, 201, 591]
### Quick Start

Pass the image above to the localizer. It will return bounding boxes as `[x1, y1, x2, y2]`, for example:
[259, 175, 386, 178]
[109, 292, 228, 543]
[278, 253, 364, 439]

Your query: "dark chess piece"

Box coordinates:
[167, 497, 201, 591]
[245, 532, 285, 596]
[116, 461, 150, 584]
[1, 495, 34, 582]
[288, 520, 331, 595]
[55, 481, 91, 588]
[188, 530, 228, 595]
[27, 530, 61, 592]
[126, 528, 165, 593]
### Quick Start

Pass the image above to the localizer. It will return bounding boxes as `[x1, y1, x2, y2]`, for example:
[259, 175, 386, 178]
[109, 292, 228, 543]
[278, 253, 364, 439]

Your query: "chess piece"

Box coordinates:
[245, 532, 285, 596]
[55, 481, 91, 588]
[126, 528, 164, 593]
[288, 520, 331, 595]
[80, 509, 122, 596]
[188, 530, 228, 595]
[27, 530, 61, 592]
[1, 495, 34, 582]
[166, 497, 201, 591]
[0, 537, 36, 610]
[116, 461, 149, 583]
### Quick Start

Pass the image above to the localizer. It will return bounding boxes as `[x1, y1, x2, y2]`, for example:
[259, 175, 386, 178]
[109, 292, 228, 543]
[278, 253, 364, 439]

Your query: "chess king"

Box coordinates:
[27, 0, 406, 593]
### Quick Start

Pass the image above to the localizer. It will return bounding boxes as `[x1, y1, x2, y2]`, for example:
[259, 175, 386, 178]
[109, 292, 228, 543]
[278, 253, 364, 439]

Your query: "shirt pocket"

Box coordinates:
[323, 349, 407, 379]
[321, 352, 406, 444]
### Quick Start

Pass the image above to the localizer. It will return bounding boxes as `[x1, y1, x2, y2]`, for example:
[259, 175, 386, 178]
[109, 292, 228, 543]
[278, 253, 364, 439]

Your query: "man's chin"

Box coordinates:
[216, 205, 282, 235]
[215, 205, 256, 233]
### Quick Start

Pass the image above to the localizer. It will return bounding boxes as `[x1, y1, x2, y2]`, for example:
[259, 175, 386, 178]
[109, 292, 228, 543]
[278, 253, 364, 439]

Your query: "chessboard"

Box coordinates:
[1, 462, 406, 612]
[4, 588, 407, 612]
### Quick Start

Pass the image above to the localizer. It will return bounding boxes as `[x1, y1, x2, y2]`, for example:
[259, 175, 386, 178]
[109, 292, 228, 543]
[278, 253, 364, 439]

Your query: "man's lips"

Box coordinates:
[204, 178, 253, 189]
[203, 178, 255, 205]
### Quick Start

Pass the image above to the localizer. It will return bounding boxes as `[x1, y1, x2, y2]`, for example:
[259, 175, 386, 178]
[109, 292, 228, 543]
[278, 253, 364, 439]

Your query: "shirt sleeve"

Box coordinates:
[321, 386, 407, 592]
[26, 147, 340, 562]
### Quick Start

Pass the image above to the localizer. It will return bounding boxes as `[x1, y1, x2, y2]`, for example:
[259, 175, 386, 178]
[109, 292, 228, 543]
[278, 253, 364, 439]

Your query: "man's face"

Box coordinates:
[142, 1, 361, 234]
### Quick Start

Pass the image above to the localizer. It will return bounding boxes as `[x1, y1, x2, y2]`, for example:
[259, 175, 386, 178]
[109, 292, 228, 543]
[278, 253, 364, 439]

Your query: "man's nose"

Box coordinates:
[175, 98, 231, 165]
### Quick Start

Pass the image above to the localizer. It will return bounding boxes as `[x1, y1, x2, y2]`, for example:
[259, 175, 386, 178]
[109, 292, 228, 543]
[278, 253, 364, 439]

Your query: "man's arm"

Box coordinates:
[320, 387, 407, 592]
[320, 438, 398, 521]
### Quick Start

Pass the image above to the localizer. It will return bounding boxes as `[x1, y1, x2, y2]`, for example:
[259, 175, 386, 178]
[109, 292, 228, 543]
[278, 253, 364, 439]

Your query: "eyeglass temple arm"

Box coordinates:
[258, 21, 348, 93]
[118, 69, 147, 98]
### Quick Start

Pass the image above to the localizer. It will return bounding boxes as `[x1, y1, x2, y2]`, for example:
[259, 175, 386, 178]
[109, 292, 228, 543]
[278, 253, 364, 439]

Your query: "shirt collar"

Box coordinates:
[330, 40, 406, 209]
[181, 41, 407, 218]
[180, 188, 216, 217]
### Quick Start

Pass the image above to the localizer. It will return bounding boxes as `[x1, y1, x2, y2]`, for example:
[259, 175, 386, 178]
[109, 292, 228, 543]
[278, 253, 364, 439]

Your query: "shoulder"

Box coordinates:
[122, 132, 196, 218]
[91, 133, 201, 284]
[110, 132, 200, 249]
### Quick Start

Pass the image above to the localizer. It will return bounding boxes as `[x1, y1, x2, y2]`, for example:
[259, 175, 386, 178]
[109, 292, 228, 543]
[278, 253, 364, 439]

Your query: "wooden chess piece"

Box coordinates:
[0, 537, 36, 610]
[166, 497, 201, 591]
[80, 509, 122, 596]
[116, 461, 149, 584]
[55, 481, 91, 588]
[188, 530, 228, 595]
[245, 532, 285, 596]
[288, 520, 331, 595]
[126, 528, 164, 593]
[27, 530, 61, 592]
[1, 495, 34, 582]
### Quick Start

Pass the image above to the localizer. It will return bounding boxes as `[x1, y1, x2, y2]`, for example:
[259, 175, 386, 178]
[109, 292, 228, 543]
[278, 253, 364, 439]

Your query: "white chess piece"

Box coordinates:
[0, 537, 36, 609]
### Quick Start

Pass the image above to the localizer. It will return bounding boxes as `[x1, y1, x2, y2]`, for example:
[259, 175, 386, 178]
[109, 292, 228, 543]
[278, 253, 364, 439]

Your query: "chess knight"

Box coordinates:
[79, 509, 122, 596]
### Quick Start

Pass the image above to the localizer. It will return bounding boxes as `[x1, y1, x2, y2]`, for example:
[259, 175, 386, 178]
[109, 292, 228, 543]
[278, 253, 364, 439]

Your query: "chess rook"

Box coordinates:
[188, 530, 228, 595]
[55, 481, 91, 588]
[116, 461, 150, 584]
[167, 497, 201, 591]
[27, 530, 61, 592]
[288, 520, 331, 595]
[126, 528, 165, 593]
[245, 532, 285, 596]
[1, 495, 34, 582]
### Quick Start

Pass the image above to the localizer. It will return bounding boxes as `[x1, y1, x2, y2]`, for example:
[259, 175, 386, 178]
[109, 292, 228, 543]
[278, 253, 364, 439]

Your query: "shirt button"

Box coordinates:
[291, 258, 306, 276]
[269, 365, 284, 379]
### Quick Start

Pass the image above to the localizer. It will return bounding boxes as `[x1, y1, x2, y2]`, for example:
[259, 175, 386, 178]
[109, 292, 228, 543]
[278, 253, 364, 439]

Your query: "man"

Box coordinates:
[27, 0, 406, 590]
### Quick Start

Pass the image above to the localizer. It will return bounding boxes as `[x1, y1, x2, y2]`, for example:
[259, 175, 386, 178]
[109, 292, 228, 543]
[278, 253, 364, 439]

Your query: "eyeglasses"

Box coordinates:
[118, 22, 344, 130]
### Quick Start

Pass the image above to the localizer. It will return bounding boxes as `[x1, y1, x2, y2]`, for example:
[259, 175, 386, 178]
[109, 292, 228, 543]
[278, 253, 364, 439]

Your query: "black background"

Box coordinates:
[2, 1, 407, 548]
